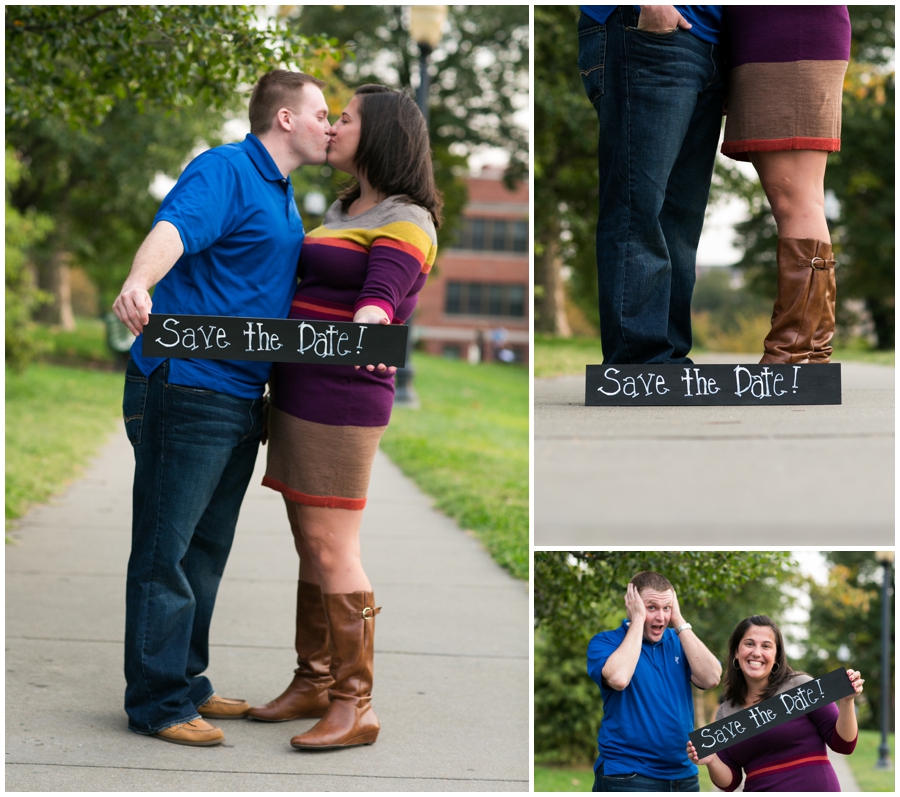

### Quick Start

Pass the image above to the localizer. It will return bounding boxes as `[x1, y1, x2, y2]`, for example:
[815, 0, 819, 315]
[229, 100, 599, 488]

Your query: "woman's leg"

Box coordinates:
[750, 150, 829, 240]
[749, 150, 836, 363]
[246, 497, 333, 722]
[289, 504, 380, 749]
[294, 505, 372, 594]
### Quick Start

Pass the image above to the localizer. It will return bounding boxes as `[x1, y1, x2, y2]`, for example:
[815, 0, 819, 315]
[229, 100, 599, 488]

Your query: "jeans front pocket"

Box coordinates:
[123, 359, 149, 447]
[578, 17, 606, 105]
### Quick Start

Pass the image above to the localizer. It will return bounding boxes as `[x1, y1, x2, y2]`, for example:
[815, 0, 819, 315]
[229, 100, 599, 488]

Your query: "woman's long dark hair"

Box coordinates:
[722, 615, 806, 706]
[338, 84, 443, 228]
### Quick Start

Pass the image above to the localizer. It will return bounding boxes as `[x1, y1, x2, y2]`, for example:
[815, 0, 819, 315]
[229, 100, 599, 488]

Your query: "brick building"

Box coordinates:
[414, 169, 529, 364]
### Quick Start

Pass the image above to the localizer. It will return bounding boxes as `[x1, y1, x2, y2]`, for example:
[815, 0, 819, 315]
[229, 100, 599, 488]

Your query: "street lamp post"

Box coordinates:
[875, 551, 894, 770]
[392, 5, 447, 408]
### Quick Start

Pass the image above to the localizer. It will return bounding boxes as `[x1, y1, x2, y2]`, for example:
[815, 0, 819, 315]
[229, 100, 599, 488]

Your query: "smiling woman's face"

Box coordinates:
[737, 624, 778, 682]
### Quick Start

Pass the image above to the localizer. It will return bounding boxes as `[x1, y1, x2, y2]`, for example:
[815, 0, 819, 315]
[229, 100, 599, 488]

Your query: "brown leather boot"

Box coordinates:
[760, 238, 835, 364]
[290, 591, 381, 750]
[808, 255, 837, 363]
[247, 580, 332, 722]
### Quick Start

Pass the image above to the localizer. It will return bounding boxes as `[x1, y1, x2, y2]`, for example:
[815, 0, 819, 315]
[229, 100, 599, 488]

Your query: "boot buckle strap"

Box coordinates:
[806, 256, 834, 270]
[355, 606, 382, 620]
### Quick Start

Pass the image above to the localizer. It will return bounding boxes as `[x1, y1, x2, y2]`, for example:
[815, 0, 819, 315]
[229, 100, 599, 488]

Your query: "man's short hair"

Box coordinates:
[249, 70, 327, 135]
[630, 571, 675, 595]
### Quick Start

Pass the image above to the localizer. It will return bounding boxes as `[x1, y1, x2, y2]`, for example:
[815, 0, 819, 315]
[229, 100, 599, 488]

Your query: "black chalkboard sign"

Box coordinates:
[585, 363, 840, 406]
[689, 668, 854, 757]
[142, 314, 408, 366]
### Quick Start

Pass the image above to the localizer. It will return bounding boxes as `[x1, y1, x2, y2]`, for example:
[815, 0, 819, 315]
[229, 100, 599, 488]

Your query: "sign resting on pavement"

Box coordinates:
[585, 363, 841, 406]
[142, 314, 409, 367]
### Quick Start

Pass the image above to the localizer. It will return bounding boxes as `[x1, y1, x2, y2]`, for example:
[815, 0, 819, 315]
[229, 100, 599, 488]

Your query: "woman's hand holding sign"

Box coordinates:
[353, 306, 396, 374]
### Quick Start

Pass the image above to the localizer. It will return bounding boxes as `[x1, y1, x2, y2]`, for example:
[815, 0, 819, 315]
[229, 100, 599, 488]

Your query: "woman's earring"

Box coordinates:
[772, 662, 779, 672]
[733, 658, 741, 669]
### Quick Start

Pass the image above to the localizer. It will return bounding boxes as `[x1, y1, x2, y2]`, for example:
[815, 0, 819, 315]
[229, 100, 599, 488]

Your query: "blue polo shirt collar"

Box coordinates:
[242, 133, 286, 183]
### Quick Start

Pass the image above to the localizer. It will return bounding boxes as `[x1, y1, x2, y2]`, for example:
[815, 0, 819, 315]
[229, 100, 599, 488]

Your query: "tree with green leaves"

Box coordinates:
[797, 552, 894, 731]
[6, 6, 337, 129]
[533, 5, 599, 335]
[6, 146, 53, 370]
[6, 6, 339, 330]
[534, 551, 796, 765]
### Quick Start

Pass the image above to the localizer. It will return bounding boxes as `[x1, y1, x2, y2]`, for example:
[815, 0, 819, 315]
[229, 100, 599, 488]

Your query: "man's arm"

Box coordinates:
[600, 583, 646, 691]
[671, 591, 722, 689]
[113, 220, 184, 336]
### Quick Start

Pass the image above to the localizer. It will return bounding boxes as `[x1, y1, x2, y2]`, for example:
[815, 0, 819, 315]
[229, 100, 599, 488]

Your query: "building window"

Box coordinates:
[444, 282, 527, 318]
[452, 217, 528, 253]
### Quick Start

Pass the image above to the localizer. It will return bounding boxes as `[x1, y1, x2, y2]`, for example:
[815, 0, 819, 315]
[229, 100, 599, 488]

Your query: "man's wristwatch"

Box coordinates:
[674, 623, 692, 635]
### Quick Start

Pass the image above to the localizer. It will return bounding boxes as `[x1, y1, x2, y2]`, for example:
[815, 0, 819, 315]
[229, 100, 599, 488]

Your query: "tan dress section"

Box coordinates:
[722, 61, 848, 162]
[263, 407, 386, 510]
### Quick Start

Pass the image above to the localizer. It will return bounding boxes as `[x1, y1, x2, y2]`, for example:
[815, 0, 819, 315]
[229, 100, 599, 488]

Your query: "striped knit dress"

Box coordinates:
[721, 6, 851, 162]
[263, 195, 438, 510]
[712, 674, 856, 792]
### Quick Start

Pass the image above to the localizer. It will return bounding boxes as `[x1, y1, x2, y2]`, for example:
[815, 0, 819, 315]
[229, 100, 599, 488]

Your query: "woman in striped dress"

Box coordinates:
[721, 7, 851, 364]
[247, 85, 441, 750]
[687, 615, 864, 791]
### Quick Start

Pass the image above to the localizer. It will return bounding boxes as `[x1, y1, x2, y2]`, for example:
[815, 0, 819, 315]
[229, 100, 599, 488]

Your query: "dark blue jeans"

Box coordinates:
[578, 8, 725, 364]
[593, 763, 700, 792]
[122, 358, 263, 734]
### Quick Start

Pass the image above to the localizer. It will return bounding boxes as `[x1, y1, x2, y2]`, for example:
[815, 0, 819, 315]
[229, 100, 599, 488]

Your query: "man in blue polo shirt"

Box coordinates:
[578, 7, 724, 364]
[112, 70, 331, 746]
[587, 571, 721, 791]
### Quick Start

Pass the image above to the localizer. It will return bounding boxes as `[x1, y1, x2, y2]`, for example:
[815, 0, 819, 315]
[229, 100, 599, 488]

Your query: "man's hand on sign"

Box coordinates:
[353, 306, 397, 374]
[113, 284, 153, 337]
[624, 583, 646, 626]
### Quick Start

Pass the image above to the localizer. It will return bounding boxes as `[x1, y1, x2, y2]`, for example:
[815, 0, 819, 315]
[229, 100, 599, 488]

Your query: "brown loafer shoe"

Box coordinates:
[152, 719, 224, 746]
[198, 694, 251, 719]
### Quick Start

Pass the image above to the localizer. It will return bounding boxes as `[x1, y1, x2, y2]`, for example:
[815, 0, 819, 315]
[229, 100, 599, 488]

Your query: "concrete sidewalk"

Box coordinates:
[535, 355, 894, 544]
[6, 429, 529, 791]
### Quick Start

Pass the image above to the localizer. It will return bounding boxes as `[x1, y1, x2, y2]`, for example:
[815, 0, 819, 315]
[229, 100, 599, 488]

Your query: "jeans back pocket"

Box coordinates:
[123, 361, 149, 447]
[578, 21, 606, 105]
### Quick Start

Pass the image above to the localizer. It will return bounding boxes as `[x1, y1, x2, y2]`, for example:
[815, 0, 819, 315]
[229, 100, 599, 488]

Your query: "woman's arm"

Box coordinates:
[686, 742, 740, 791]
[834, 668, 864, 748]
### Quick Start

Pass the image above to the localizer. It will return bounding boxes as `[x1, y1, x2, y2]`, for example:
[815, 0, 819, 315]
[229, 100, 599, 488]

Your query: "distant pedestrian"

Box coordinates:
[113, 70, 331, 746]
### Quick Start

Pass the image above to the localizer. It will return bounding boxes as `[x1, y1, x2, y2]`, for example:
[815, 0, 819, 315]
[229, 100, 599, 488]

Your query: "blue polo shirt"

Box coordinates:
[587, 619, 697, 779]
[130, 133, 304, 399]
[580, 6, 723, 45]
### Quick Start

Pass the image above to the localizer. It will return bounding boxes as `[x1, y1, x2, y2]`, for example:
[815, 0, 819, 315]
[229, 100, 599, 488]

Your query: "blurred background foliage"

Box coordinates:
[534, 551, 894, 768]
[535, 5, 895, 353]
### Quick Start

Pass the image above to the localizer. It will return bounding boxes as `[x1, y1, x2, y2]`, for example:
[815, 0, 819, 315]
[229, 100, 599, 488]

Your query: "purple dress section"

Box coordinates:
[725, 6, 851, 66]
[272, 196, 437, 428]
[715, 701, 856, 792]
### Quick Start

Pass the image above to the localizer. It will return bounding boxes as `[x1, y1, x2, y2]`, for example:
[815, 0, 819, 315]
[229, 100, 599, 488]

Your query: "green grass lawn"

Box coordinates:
[6, 363, 123, 525]
[846, 729, 895, 792]
[535, 333, 894, 378]
[32, 316, 118, 367]
[380, 353, 528, 580]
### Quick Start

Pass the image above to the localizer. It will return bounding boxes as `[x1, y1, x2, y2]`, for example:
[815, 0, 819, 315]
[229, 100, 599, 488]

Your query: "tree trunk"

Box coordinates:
[36, 249, 76, 330]
[538, 227, 571, 337]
